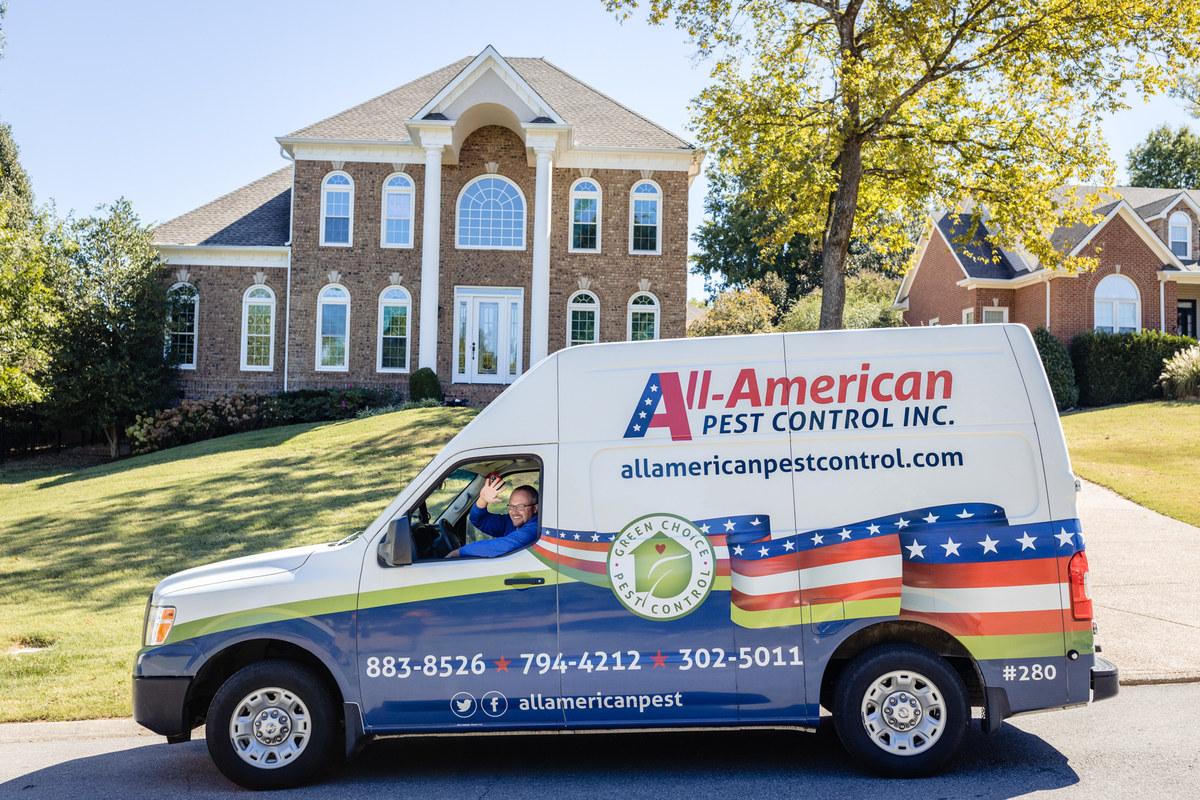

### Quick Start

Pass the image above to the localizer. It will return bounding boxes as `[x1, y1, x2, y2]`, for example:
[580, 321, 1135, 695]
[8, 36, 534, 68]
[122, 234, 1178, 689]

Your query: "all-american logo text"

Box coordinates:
[624, 365, 955, 441]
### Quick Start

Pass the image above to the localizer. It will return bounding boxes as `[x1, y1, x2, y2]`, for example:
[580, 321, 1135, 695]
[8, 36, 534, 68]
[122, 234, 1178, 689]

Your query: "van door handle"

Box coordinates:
[504, 577, 545, 586]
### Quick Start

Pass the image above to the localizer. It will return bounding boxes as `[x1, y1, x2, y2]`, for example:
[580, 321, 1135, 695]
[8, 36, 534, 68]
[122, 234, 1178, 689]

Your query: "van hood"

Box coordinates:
[154, 543, 325, 599]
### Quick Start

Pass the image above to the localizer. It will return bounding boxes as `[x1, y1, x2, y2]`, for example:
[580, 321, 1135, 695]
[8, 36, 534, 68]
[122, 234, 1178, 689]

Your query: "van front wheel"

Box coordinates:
[832, 645, 968, 777]
[205, 660, 339, 789]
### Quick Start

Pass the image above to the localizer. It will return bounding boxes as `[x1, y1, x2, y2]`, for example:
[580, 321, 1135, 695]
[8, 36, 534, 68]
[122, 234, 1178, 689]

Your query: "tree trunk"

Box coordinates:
[104, 422, 119, 459]
[818, 138, 865, 330]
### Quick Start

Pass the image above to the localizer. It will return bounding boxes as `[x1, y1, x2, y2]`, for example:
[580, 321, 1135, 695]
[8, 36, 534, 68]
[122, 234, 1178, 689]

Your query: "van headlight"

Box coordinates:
[144, 605, 176, 646]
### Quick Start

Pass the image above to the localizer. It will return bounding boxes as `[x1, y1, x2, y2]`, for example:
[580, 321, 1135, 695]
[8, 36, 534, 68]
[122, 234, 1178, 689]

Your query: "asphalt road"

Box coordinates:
[1, 683, 1195, 799]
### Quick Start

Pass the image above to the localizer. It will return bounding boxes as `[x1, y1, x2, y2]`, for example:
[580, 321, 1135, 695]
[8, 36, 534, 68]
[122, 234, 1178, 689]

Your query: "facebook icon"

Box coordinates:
[481, 690, 508, 718]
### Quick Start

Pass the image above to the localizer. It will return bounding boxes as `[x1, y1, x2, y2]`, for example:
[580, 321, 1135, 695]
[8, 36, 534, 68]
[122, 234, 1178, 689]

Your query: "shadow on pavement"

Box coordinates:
[0, 723, 1077, 800]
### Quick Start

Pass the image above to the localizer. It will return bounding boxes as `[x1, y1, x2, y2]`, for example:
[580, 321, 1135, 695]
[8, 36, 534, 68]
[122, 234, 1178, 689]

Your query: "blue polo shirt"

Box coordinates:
[460, 505, 540, 558]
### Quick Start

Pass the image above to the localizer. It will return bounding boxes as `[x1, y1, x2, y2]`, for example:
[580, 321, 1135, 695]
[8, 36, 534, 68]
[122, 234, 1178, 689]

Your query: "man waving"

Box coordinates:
[447, 474, 539, 558]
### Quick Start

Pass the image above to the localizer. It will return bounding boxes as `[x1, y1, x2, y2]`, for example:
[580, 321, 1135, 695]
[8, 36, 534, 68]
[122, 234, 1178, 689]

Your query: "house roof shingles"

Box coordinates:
[153, 167, 292, 247]
[937, 213, 1020, 280]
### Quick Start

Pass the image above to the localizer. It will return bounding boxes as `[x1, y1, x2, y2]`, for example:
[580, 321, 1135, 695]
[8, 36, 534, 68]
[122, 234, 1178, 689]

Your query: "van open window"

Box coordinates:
[404, 457, 542, 561]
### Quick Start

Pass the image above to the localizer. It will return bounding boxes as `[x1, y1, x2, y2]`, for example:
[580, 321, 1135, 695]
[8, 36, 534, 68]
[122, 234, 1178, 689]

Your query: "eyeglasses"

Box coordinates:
[507, 503, 536, 511]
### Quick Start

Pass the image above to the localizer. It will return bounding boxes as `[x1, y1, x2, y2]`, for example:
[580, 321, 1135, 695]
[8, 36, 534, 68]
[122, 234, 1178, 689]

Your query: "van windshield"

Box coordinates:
[424, 468, 478, 521]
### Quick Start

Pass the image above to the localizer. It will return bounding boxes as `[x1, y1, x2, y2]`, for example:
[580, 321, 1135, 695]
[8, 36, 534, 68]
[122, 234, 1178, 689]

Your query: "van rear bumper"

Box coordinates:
[132, 675, 193, 739]
[1091, 655, 1119, 702]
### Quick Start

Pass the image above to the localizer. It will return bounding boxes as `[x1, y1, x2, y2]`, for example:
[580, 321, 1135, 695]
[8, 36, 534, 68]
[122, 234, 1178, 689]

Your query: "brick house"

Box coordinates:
[894, 187, 1200, 342]
[152, 47, 704, 403]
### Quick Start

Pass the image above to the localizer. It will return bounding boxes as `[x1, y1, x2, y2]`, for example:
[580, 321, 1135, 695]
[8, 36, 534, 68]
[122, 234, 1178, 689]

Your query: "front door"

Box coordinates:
[1179, 299, 1197, 339]
[453, 287, 524, 384]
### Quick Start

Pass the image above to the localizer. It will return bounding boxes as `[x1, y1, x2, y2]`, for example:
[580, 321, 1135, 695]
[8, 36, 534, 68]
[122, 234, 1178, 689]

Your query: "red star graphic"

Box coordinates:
[495, 655, 511, 672]
[651, 649, 667, 668]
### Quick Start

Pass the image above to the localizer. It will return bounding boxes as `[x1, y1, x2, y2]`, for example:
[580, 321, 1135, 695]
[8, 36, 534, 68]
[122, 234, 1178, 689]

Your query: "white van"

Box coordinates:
[133, 325, 1116, 788]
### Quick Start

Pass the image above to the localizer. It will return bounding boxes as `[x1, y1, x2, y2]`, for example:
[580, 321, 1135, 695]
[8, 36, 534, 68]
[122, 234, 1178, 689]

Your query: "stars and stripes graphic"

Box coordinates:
[532, 502, 1088, 658]
[622, 373, 692, 441]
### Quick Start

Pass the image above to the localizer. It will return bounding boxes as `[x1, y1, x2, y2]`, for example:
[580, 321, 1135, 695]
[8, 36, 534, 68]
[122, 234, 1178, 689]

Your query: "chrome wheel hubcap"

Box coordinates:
[861, 670, 946, 756]
[229, 687, 311, 769]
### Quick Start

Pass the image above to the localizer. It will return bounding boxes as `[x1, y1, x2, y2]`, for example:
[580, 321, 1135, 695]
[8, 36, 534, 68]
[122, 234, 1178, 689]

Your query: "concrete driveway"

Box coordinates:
[1078, 479, 1200, 682]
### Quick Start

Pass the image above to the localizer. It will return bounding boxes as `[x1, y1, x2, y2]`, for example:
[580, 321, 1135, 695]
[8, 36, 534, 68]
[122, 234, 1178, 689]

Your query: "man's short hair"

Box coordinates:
[513, 485, 539, 506]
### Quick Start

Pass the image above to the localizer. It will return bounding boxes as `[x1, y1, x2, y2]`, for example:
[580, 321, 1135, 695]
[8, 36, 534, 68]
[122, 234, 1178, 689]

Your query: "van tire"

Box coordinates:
[832, 644, 968, 777]
[205, 660, 339, 789]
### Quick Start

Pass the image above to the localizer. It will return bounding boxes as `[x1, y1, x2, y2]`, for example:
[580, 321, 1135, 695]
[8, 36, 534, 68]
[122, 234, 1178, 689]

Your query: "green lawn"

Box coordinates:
[1061, 401, 1200, 528]
[0, 407, 475, 722]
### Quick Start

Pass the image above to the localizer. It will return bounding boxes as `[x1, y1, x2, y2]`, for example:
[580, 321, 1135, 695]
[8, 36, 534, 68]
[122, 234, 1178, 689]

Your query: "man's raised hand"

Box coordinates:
[477, 473, 504, 507]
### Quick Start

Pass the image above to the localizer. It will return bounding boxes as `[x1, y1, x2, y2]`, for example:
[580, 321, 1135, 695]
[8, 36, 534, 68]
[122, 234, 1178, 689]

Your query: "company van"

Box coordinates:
[133, 324, 1117, 788]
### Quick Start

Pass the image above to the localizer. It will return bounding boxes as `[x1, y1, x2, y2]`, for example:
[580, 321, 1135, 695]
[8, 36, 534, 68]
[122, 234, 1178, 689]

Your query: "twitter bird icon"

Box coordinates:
[450, 691, 477, 718]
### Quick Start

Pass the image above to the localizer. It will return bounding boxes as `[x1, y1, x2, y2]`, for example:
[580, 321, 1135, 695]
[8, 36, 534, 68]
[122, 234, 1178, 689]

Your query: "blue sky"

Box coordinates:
[2, 1, 1193, 299]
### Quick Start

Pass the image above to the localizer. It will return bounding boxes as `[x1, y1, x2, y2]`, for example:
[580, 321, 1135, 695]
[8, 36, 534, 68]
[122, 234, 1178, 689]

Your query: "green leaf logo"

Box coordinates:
[631, 532, 692, 598]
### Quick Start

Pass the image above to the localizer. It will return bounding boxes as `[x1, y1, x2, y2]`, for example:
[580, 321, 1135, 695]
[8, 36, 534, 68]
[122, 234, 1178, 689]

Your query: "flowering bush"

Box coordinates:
[1160, 344, 1200, 400]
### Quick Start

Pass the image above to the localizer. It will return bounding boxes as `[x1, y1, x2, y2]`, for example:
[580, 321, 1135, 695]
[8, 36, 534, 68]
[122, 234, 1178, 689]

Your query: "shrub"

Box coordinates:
[409, 368, 443, 402]
[354, 398, 444, 419]
[266, 388, 401, 425]
[776, 271, 904, 331]
[1160, 344, 1200, 400]
[1070, 330, 1196, 406]
[687, 287, 776, 337]
[1032, 327, 1078, 410]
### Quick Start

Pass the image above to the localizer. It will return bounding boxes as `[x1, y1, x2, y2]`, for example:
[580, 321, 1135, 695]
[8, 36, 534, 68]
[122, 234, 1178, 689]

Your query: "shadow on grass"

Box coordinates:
[0, 724, 1077, 800]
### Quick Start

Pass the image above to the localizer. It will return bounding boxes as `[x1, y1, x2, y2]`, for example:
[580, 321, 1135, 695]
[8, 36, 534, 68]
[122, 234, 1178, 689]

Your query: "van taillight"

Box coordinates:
[1068, 551, 1093, 621]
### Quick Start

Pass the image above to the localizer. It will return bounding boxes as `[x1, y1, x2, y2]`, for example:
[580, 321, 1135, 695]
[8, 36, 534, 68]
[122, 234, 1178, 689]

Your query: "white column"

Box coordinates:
[419, 144, 443, 370]
[530, 147, 553, 364]
[1160, 279, 1166, 332]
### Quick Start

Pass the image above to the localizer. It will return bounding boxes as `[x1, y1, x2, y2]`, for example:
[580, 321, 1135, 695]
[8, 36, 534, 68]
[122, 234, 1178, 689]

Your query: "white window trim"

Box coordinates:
[626, 291, 661, 341]
[320, 170, 354, 248]
[315, 283, 351, 372]
[567, 178, 602, 253]
[166, 281, 198, 370]
[566, 289, 600, 346]
[1169, 211, 1191, 259]
[454, 174, 527, 251]
[376, 285, 412, 374]
[379, 172, 416, 249]
[981, 306, 1009, 324]
[239, 285, 276, 372]
[451, 286, 525, 384]
[928, 317, 940, 326]
[1093, 274, 1142, 333]
[961, 308, 975, 324]
[628, 179, 663, 256]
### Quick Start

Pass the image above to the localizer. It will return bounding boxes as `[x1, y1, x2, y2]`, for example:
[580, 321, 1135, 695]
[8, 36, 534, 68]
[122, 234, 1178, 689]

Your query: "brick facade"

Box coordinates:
[903, 230, 970, 325]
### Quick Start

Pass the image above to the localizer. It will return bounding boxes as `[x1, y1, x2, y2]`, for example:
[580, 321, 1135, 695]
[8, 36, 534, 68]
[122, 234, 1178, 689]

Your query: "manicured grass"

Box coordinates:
[1061, 401, 1200, 528]
[0, 407, 475, 722]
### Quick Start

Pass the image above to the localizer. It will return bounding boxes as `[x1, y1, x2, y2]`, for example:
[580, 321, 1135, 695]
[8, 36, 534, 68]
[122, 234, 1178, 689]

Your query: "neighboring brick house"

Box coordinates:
[894, 186, 1200, 343]
[152, 47, 704, 403]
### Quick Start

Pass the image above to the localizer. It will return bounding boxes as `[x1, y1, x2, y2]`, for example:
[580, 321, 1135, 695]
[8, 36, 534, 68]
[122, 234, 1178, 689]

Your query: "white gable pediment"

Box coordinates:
[413, 46, 562, 125]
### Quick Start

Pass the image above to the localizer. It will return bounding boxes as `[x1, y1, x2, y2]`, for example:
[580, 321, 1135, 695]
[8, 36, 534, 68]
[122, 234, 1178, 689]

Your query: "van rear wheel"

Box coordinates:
[205, 660, 339, 789]
[832, 644, 968, 777]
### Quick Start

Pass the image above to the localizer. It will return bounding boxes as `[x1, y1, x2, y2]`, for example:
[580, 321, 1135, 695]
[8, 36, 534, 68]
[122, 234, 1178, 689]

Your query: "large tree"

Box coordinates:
[0, 198, 56, 408]
[47, 200, 176, 457]
[1127, 125, 1200, 188]
[609, 0, 1200, 328]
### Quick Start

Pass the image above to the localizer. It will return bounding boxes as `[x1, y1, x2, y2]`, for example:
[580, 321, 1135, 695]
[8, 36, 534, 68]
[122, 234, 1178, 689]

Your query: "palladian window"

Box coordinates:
[1093, 274, 1140, 334]
[240, 286, 275, 371]
[456, 175, 525, 249]
[316, 284, 351, 370]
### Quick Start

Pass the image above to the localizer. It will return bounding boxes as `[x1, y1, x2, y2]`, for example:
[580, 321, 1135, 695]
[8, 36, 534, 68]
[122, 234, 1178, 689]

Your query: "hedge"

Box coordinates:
[1070, 330, 1196, 407]
[1032, 327, 1078, 410]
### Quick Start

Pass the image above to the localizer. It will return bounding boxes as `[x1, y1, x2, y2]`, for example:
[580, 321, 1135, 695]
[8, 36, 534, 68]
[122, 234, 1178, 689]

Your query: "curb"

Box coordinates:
[1120, 675, 1200, 686]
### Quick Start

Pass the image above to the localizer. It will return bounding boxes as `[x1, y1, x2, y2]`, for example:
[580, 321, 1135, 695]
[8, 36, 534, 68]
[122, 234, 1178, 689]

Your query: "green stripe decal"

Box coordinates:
[166, 592, 359, 645]
[358, 569, 564, 610]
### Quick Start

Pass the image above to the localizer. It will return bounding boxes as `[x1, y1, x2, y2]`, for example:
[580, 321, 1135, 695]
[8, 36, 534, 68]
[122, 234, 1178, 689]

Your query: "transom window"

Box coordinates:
[456, 175, 526, 250]
[317, 284, 350, 371]
[1094, 274, 1140, 333]
[629, 180, 661, 255]
[241, 286, 275, 371]
[569, 179, 601, 252]
[377, 285, 412, 373]
[1169, 211, 1191, 259]
[381, 173, 415, 248]
[568, 290, 599, 346]
[321, 172, 353, 246]
[627, 291, 660, 341]
[165, 283, 198, 369]
[982, 307, 1008, 324]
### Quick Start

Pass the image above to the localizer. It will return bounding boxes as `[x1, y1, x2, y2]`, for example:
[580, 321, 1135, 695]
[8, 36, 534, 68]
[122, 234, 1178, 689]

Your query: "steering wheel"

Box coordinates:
[432, 519, 463, 558]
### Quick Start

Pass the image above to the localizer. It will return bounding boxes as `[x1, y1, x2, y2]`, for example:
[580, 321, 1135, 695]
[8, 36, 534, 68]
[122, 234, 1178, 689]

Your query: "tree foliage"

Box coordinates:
[46, 200, 176, 456]
[687, 286, 777, 337]
[1126, 125, 1200, 189]
[608, 0, 1200, 328]
[0, 198, 57, 408]
[776, 272, 903, 332]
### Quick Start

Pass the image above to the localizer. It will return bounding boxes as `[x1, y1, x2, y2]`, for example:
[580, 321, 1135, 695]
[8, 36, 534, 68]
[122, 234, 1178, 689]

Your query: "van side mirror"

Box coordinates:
[377, 517, 415, 567]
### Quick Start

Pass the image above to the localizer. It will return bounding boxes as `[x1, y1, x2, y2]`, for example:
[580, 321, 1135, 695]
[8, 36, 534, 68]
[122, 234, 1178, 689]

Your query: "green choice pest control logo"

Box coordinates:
[608, 513, 716, 621]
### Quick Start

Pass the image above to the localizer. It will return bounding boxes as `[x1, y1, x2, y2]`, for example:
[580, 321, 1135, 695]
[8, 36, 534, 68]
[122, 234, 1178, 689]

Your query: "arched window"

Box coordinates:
[377, 285, 412, 372]
[240, 285, 275, 371]
[629, 180, 661, 255]
[1169, 211, 1191, 259]
[316, 284, 351, 370]
[627, 291, 660, 341]
[567, 290, 599, 346]
[569, 179, 601, 252]
[381, 173, 415, 248]
[321, 171, 353, 246]
[1094, 274, 1140, 334]
[456, 175, 525, 249]
[165, 282, 198, 369]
